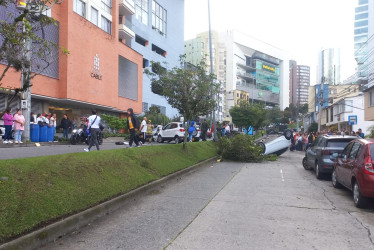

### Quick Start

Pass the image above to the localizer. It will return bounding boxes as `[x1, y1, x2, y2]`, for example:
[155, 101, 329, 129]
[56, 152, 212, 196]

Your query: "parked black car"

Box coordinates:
[303, 135, 358, 179]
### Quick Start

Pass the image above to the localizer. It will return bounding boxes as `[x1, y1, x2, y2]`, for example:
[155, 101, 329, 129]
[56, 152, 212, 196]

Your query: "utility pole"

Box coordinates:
[318, 76, 325, 132]
[208, 0, 217, 141]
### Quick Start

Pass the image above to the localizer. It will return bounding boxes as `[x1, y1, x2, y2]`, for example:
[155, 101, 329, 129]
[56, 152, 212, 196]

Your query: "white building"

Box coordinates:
[224, 30, 290, 118]
[327, 95, 372, 135]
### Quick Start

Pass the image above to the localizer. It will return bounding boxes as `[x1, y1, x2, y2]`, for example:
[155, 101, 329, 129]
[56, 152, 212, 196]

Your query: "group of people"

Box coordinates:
[290, 128, 366, 152]
[2, 107, 25, 144]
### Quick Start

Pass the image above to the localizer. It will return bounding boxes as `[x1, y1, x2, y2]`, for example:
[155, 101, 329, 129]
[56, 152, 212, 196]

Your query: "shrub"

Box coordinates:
[102, 132, 130, 139]
[216, 134, 265, 162]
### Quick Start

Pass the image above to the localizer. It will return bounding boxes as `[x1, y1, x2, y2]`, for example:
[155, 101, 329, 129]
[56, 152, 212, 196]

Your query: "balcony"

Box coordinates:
[237, 71, 256, 81]
[119, 21, 135, 41]
[119, 0, 135, 16]
[237, 62, 256, 72]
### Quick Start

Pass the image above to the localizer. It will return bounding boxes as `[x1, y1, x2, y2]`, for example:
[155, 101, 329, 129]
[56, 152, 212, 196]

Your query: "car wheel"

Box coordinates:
[331, 169, 342, 189]
[70, 135, 78, 145]
[353, 181, 367, 208]
[257, 142, 266, 154]
[315, 161, 323, 179]
[174, 136, 180, 144]
[302, 157, 311, 170]
[157, 135, 163, 143]
[283, 129, 293, 140]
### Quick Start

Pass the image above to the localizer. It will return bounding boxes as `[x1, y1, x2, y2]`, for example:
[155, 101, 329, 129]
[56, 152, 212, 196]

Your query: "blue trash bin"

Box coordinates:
[47, 126, 54, 142]
[30, 124, 39, 142]
[39, 125, 48, 142]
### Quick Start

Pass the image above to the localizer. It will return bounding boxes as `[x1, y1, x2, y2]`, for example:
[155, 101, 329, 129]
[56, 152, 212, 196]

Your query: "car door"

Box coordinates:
[337, 142, 354, 187]
[162, 123, 171, 139]
[307, 137, 320, 166]
[169, 123, 179, 138]
[344, 142, 362, 188]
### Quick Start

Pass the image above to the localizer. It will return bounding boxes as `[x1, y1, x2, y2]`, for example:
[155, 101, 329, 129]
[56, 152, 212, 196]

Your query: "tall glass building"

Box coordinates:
[354, 0, 369, 79]
[317, 48, 341, 85]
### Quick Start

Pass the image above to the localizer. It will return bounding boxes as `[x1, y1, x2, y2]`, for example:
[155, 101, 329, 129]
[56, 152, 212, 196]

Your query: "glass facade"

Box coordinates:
[354, 0, 369, 79]
[255, 60, 280, 94]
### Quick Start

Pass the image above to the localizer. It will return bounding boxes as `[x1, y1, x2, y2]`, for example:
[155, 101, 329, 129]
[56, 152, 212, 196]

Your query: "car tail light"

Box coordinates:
[180, 129, 185, 132]
[322, 149, 330, 155]
[364, 156, 374, 175]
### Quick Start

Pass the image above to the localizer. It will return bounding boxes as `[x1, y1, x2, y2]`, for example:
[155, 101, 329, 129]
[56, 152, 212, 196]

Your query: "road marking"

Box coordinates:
[280, 169, 285, 182]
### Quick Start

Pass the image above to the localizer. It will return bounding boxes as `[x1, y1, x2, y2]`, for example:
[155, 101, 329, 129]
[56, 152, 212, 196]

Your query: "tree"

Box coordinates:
[0, 0, 67, 119]
[145, 56, 219, 149]
[229, 101, 267, 130]
[148, 105, 160, 114]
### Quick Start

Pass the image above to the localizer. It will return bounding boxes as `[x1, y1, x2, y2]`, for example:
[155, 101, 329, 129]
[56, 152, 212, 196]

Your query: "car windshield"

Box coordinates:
[327, 139, 354, 148]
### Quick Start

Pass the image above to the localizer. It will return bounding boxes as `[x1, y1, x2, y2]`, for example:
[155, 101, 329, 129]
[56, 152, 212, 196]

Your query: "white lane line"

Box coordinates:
[280, 169, 285, 182]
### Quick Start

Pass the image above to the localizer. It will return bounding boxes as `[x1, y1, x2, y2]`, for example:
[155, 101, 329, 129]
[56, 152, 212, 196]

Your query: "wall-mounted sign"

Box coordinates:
[348, 115, 357, 125]
[91, 54, 103, 80]
[262, 63, 275, 73]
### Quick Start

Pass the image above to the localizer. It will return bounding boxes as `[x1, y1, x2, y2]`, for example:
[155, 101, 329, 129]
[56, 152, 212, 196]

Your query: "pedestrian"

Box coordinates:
[358, 128, 365, 138]
[13, 109, 25, 144]
[188, 121, 196, 142]
[146, 120, 154, 143]
[30, 112, 36, 124]
[225, 123, 231, 138]
[351, 131, 355, 136]
[201, 119, 208, 141]
[84, 110, 101, 152]
[303, 133, 308, 151]
[126, 108, 140, 147]
[43, 113, 50, 127]
[36, 113, 43, 125]
[139, 117, 147, 145]
[3, 107, 14, 144]
[60, 114, 72, 139]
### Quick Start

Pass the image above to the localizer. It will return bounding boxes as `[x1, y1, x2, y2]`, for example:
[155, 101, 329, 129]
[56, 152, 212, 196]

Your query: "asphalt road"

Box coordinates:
[40, 150, 374, 250]
[0, 139, 163, 160]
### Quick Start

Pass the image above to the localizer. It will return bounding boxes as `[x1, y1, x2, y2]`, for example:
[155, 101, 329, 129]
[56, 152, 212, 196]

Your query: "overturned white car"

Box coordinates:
[255, 129, 293, 156]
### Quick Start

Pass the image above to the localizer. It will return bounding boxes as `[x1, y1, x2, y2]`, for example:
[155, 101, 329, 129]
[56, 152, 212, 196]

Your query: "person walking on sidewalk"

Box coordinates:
[60, 114, 72, 139]
[200, 119, 208, 141]
[84, 110, 101, 152]
[139, 117, 147, 145]
[146, 120, 154, 143]
[3, 107, 14, 144]
[13, 109, 25, 144]
[126, 108, 140, 147]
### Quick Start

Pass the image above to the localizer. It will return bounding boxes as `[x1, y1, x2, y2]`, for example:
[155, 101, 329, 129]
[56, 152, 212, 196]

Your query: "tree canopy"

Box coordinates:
[229, 101, 267, 130]
[145, 56, 219, 122]
[0, 0, 67, 118]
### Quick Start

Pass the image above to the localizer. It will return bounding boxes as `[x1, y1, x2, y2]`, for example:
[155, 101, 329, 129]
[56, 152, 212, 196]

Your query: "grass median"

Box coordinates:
[0, 142, 217, 243]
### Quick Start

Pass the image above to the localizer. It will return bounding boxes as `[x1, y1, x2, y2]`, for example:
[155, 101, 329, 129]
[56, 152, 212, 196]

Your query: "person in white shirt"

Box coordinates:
[139, 117, 147, 145]
[84, 110, 101, 152]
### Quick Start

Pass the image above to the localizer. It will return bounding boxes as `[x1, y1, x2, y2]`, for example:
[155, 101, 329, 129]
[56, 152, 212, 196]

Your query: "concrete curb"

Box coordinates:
[0, 156, 218, 250]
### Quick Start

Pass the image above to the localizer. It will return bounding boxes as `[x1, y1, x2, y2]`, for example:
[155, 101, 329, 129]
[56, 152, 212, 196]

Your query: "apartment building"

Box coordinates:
[0, 0, 143, 124]
[129, 0, 184, 117]
[289, 61, 310, 106]
[184, 31, 226, 121]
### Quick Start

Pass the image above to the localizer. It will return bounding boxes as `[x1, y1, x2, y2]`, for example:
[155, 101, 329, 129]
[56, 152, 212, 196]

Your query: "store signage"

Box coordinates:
[262, 64, 275, 73]
[91, 54, 103, 80]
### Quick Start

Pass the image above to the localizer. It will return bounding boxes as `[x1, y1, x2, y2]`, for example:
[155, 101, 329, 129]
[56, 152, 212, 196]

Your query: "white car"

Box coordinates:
[256, 129, 293, 156]
[155, 122, 200, 144]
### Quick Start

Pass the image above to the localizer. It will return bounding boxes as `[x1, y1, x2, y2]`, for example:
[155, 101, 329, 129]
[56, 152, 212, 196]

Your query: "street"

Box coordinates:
[39, 150, 374, 250]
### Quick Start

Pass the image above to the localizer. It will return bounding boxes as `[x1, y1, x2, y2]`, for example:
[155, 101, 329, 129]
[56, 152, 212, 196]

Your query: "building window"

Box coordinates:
[152, 44, 166, 57]
[101, 16, 111, 34]
[152, 1, 167, 37]
[73, 0, 86, 17]
[135, 35, 148, 47]
[370, 92, 374, 107]
[91, 7, 98, 26]
[101, 0, 112, 14]
[135, 0, 149, 25]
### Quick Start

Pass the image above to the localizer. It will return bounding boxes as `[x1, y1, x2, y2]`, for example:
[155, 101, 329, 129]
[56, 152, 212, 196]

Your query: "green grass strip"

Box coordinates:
[0, 142, 217, 243]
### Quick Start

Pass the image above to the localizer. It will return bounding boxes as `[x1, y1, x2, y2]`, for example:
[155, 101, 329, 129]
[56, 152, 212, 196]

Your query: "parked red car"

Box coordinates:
[331, 139, 374, 208]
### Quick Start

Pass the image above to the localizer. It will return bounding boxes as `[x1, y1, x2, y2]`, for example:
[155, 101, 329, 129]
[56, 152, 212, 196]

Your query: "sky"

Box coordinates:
[184, 0, 357, 85]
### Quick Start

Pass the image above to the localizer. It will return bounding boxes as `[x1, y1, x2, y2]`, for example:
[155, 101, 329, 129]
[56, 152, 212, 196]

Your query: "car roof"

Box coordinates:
[353, 138, 374, 145]
[319, 135, 359, 140]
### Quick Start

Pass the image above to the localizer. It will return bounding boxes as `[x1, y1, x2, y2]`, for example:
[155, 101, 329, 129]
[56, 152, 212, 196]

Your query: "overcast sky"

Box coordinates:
[184, 0, 357, 85]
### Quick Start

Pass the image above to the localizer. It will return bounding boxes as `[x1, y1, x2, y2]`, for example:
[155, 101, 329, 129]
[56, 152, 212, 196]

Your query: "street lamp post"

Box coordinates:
[208, 0, 217, 141]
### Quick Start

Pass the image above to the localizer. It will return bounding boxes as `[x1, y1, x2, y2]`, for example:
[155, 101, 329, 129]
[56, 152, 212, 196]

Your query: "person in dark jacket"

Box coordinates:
[200, 119, 208, 141]
[60, 114, 72, 139]
[126, 108, 140, 147]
